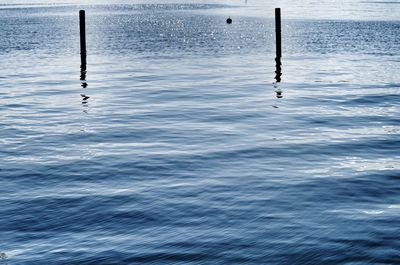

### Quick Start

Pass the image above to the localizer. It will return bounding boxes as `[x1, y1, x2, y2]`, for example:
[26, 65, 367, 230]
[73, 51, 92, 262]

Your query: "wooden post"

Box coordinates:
[79, 10, 87, 69]
[274, 8, 282, 82]
[275, 8, 282, 59]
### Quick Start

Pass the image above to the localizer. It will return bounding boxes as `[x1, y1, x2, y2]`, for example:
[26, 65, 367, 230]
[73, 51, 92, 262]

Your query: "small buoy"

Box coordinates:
[226, 17, 232, 24]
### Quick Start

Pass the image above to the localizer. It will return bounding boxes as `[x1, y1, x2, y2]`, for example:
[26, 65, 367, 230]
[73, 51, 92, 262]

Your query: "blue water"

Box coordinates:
[1, 1, 400, 264]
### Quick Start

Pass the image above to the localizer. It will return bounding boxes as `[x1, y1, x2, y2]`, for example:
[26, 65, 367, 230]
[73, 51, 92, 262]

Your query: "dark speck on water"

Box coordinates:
[0, 0, 400, 264]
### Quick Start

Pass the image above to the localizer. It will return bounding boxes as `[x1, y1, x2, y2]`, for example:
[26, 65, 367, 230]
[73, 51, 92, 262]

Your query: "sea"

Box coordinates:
[0, 0, 399, 264]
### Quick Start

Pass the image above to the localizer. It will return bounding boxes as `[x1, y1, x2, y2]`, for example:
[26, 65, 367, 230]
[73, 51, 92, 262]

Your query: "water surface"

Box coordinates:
[1, 1, 400, 264]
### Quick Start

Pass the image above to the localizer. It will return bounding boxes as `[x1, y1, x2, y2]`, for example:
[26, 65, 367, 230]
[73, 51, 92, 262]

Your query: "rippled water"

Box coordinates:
[1, 1, 400, 264]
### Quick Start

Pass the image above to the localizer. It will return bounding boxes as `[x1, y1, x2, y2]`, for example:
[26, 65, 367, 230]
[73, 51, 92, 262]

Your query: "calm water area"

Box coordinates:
[1, 0, 400, 264]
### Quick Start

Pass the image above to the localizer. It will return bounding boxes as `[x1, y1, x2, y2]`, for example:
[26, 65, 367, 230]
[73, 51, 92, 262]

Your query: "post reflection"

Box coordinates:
[80, 64, 87, 87]
[274, 57, 283, 99]
[80, 63, 90, 105]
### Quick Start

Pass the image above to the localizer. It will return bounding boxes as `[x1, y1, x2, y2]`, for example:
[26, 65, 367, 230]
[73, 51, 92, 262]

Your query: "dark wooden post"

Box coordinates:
[275, 8, 282, 59]
[274, 8, 282, 82]
[79, 10, 87, 69]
